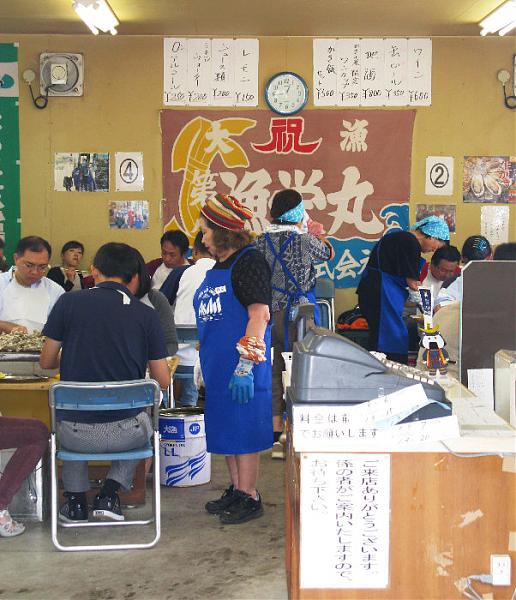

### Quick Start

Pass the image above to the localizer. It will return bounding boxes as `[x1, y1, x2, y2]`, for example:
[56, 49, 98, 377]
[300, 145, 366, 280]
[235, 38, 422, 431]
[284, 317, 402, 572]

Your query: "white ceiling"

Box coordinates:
[0, 0, 514, 37]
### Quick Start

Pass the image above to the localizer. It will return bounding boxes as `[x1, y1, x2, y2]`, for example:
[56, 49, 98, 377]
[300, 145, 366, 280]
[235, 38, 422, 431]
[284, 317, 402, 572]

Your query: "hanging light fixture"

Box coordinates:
[72, 0, 119, 36]
[479, 0, 516, 36]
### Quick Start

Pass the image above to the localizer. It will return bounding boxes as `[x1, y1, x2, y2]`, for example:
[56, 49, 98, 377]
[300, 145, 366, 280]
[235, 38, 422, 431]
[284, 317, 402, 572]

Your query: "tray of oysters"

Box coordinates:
[0, 331, 45, 354]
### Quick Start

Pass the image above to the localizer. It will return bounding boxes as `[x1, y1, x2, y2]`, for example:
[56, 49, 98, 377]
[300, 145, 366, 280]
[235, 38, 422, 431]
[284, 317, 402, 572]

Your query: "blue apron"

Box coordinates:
[193, 246, 273, 455]
[265, 232, 320, 351]
[363, 238, 422, 356]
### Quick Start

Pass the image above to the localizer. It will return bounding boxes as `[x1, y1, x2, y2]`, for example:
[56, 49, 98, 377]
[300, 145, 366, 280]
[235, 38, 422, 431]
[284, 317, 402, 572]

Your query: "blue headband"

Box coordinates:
[411, 215, 450, 241]
[277, 201, 305, 223]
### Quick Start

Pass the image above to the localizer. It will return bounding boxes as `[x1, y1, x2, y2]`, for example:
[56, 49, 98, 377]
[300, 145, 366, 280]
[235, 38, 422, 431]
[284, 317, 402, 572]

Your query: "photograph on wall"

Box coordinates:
[54, 152, 110, 192]
[463, 156, 511, 203]
[415, 203, 456, 233]
[161, 109, 416, 288]
[509, 156, 516, 203]
[109, 200, 149, 229]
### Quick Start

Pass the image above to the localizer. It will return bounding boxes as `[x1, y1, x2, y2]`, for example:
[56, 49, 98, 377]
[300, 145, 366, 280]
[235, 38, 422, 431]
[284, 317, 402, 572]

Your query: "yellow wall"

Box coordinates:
[1, 34, 515, 315]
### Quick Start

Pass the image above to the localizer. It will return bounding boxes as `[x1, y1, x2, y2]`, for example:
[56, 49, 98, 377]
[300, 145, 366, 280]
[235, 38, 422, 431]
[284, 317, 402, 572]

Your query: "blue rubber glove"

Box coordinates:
[228, 358, 255, 404]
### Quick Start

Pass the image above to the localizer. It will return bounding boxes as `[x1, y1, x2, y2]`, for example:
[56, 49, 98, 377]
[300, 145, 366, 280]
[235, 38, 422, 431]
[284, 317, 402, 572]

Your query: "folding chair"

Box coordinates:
[315, 277, 335, 331]
[49, 379, 161, 552]
[172, 326, 199, 409]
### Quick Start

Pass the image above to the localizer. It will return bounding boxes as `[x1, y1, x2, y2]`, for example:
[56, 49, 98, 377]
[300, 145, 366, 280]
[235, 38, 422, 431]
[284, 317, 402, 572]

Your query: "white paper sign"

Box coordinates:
[336, 39, 361, 106]
[234, 39, 259, 107]
[384, 39, 408, 106]
[360, 38, 385, 106]
[313, 38, 338, 106]
[425, 156, 454, 196]
[164, 38, 258, 107]
[407, 38, 432, 106]
[467, 368, 495, 410]
[163, 38, 188, 105]
[115, 152, 144, 192]
[211, 39, 235, 106]
[300, 453, 390, 589]
[480, 205, 510, 246]
[313, 38, 431, 106]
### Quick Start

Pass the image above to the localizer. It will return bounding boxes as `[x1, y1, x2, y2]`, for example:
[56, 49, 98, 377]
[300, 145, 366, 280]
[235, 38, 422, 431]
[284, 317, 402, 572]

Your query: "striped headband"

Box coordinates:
[201, 193, 253, 231]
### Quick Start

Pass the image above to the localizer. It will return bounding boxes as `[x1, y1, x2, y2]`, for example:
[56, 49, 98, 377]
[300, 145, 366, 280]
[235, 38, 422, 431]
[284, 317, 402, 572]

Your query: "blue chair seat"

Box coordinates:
[57, 443, 154, 462]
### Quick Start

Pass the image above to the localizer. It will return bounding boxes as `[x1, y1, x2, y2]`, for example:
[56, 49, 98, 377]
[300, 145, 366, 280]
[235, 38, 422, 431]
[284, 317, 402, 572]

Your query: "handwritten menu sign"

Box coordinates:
[300, 453, 390, 588]
[314, 38, 432, 107]
[164, 38, 259, 107]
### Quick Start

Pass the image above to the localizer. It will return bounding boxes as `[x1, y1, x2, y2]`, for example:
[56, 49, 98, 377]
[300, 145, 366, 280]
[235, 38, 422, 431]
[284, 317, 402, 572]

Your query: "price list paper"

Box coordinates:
[313, 38, 432, 107]
[300, 453, 390, 589]
[164, 38, 259, 107]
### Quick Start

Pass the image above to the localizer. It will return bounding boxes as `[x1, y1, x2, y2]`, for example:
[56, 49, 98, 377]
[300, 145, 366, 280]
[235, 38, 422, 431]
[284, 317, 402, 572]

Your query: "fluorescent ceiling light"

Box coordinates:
[479, 0, 516, 36]
[73, 0, 119, 36]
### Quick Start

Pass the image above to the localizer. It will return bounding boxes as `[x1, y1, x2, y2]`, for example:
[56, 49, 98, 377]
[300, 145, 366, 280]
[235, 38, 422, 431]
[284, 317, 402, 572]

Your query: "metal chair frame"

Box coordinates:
[315, 278, 336, 332]
[49, 379, 161, 552]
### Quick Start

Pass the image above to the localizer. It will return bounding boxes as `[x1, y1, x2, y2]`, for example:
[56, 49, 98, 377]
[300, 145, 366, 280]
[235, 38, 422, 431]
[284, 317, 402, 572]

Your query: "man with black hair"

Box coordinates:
[147, 230, 190, 290]
[435, 235, 492, 308]
[419, 245, 461, 297]
[40, 242, 170, 523]
[0, 236, 64, 333]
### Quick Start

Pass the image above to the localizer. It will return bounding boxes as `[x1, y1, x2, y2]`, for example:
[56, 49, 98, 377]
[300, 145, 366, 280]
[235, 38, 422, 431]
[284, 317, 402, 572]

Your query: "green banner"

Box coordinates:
[0, 42, 21, 267]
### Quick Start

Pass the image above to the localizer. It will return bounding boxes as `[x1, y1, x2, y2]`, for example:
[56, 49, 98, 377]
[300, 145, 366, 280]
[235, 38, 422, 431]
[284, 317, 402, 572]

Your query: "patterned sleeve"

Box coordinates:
[232, 249, 272, 308]
[303, 234, 332, 262]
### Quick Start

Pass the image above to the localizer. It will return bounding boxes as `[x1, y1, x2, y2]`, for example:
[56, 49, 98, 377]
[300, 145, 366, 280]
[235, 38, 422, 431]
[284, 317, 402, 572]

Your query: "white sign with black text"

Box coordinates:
[425, 156, 454, 195]
[115, 152, 144, 192]
[300, 453, 390, 588]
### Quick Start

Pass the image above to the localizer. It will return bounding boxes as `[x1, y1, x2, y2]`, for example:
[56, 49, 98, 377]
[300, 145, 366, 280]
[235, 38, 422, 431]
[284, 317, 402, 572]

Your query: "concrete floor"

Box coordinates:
[0, 452, 288, 600]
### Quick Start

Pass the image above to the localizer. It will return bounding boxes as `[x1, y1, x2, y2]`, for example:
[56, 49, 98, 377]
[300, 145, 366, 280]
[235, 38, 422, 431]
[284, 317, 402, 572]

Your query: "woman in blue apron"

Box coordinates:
[254, 189, 333, 441]
[357, 216, 450, 365]
[194, 193, 273, 525]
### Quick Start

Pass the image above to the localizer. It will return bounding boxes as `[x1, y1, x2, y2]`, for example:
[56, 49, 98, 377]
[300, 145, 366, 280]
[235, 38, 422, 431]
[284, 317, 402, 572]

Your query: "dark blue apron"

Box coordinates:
[265, 232, 319, 351]
[193, 246, 273, 454]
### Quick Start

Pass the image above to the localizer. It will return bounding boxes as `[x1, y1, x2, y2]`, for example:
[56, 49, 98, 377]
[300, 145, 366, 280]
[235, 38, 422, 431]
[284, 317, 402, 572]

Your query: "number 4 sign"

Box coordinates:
[425, 156, 453, 196]
[115, 152, 144, 191]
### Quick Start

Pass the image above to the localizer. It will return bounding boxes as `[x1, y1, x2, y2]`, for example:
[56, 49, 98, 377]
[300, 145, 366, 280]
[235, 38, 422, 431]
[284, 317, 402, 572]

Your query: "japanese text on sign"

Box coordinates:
[314, 38, 432, 107]
[300, 453, 390, 588]
[164, 38, 259, 107]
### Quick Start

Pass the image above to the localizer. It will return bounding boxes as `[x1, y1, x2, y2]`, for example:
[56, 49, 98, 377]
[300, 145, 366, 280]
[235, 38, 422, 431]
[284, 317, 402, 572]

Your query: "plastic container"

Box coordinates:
[159, 408, 211, 487]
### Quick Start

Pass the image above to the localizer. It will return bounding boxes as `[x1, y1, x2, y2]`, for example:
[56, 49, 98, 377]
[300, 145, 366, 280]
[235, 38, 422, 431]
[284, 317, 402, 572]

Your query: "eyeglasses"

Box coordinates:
[21, 261, 49, 272]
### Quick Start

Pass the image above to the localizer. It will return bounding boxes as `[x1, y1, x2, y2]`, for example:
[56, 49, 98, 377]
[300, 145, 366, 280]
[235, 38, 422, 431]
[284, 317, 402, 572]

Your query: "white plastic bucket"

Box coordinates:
[159, 409, 211, 487]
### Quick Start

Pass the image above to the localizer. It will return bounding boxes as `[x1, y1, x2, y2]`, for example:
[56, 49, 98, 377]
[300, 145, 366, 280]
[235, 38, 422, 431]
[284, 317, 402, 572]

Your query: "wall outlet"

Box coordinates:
[490, 554, 511, 586]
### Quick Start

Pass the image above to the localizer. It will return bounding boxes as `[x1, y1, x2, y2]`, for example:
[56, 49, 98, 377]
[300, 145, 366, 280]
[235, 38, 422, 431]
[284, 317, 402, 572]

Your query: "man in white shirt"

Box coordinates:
[149, 230, 190, 290]
[435, 236, 492, 308]
[0, 236, 64, 334]
[420, 245, 461, 298]
[173, 232, 215, 406]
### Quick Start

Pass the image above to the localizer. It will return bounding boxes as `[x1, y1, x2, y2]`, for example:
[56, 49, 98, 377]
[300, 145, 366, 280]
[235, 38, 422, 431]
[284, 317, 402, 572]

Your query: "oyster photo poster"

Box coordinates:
[161, 109, 415, 288]
[463, 156, 512, 203]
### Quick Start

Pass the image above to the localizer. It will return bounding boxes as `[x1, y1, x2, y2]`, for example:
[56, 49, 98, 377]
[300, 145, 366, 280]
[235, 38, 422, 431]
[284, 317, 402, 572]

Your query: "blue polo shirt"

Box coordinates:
[43, 281, 168, 423]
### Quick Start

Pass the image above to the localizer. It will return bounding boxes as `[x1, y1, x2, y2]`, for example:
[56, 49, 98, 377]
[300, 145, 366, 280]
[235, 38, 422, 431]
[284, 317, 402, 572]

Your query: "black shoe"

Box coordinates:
[219, 491, 263, 524]
[92, 492, 124, 521]
[205, 484, 237, 514]
[59, 492, 88, 523]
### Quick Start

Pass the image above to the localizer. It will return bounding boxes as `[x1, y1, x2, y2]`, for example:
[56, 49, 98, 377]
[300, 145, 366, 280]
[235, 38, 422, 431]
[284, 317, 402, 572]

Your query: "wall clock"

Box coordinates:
[264, 71, 308, 115]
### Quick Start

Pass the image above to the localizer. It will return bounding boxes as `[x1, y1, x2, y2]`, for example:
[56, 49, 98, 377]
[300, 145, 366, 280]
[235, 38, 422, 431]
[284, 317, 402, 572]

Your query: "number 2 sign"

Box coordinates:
[115, 152, 144, 191]
[425, 156, 453, 196]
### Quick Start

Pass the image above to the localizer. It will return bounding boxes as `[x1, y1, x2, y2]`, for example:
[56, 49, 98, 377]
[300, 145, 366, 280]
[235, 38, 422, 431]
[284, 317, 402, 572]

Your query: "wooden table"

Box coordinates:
[285, 386, 516, 599]
[0, 378, 146, 506]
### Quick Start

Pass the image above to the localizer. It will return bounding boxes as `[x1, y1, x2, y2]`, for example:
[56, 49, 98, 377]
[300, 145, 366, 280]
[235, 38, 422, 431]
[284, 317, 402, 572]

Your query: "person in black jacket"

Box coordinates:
[47, 241, 85, 292]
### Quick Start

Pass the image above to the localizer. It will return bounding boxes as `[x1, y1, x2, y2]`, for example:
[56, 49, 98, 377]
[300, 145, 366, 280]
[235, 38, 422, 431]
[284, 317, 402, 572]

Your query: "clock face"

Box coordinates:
[265, 72, 308, 115]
